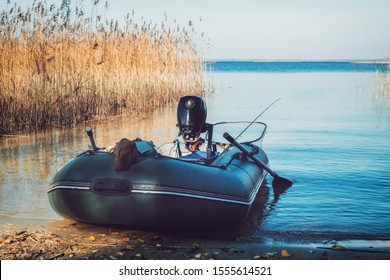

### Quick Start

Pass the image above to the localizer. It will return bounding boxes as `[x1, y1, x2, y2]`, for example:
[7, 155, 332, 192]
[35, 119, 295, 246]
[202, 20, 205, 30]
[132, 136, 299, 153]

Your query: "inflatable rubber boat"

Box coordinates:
[48, 96, 280, 230]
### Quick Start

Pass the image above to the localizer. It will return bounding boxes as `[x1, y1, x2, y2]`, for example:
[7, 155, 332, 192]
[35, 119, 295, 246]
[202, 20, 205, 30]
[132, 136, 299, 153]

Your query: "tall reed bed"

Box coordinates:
[375, 60, 390, 97]
[0, 0, 208, 134]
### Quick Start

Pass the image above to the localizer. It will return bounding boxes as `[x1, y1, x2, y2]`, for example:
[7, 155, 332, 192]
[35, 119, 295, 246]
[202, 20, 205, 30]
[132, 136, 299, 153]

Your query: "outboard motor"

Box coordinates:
[177, 95, 207, 143]
[177, 95, 215, 159]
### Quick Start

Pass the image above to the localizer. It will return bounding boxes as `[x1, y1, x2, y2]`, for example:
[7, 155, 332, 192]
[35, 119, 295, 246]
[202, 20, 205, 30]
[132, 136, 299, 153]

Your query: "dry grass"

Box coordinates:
[0, 0, 209, 134]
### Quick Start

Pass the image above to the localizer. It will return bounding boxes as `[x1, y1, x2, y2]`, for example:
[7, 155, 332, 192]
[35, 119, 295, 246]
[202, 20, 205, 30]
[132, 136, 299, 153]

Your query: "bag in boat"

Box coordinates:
[114, 138, 139, 171]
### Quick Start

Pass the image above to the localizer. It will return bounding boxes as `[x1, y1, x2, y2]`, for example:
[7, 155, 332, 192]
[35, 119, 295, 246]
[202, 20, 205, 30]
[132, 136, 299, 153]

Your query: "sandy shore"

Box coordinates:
[1, 219, 389, 260]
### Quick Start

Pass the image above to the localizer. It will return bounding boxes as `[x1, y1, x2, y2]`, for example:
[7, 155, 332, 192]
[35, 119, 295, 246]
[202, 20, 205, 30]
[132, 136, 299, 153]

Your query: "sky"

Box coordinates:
[3, 0, 390, 60]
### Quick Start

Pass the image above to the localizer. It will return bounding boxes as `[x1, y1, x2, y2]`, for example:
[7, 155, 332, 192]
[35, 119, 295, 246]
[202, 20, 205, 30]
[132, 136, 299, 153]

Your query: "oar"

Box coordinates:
[223, 132, 293, 190]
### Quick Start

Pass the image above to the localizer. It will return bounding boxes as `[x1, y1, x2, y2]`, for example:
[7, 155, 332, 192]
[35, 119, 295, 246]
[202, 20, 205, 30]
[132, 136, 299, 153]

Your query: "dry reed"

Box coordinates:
[0, 0, 209, 134]
[375, 60, 390, 97]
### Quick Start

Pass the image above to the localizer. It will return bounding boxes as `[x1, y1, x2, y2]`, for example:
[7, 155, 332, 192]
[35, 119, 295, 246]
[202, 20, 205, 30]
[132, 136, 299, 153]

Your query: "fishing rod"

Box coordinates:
[224, 97, 293, 190]
[235, 97, 282, 142]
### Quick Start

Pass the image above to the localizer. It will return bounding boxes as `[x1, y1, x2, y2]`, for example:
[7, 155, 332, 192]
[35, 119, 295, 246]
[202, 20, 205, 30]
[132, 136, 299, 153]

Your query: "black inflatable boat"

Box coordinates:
[48, 96, 272, 229]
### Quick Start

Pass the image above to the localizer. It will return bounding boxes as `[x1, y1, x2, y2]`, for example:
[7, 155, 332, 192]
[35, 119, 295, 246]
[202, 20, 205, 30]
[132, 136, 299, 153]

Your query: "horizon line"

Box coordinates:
[205, 58, 390, 63]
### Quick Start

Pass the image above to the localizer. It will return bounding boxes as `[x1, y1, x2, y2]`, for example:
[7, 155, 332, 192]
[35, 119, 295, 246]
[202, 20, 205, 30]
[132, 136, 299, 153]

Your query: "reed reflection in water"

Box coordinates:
[0, 106, 179, 222]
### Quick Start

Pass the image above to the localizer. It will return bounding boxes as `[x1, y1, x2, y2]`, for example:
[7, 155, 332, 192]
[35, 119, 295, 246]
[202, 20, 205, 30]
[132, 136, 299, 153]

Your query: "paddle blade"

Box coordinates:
[272, 174, 293, 192]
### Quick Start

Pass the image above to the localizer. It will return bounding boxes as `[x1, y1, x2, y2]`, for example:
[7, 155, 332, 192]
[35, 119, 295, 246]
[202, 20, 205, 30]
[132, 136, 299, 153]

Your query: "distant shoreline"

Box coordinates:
[207, 59, 390, 64]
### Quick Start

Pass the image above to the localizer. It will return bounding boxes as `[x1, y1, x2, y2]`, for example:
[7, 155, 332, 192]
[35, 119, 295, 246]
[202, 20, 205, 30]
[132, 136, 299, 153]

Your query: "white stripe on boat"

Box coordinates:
[47, 172, 266, 205]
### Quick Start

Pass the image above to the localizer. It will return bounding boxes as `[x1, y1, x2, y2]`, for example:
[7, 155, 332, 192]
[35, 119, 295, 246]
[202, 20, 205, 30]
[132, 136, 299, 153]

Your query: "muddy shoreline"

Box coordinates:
[1, 218, 389, 260]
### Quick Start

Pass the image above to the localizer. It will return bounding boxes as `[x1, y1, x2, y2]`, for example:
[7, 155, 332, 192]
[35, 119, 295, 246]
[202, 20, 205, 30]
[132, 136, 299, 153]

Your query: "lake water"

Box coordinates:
[1, 61, 389, 241]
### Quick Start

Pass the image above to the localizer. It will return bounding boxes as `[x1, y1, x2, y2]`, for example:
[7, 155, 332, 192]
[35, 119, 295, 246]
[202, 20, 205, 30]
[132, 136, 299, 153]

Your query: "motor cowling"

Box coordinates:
[177, 95, 207, 143]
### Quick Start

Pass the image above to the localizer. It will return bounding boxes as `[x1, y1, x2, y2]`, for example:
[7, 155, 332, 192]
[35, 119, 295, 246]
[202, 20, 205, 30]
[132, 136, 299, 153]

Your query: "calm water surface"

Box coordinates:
[1, 62, 389, 240]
